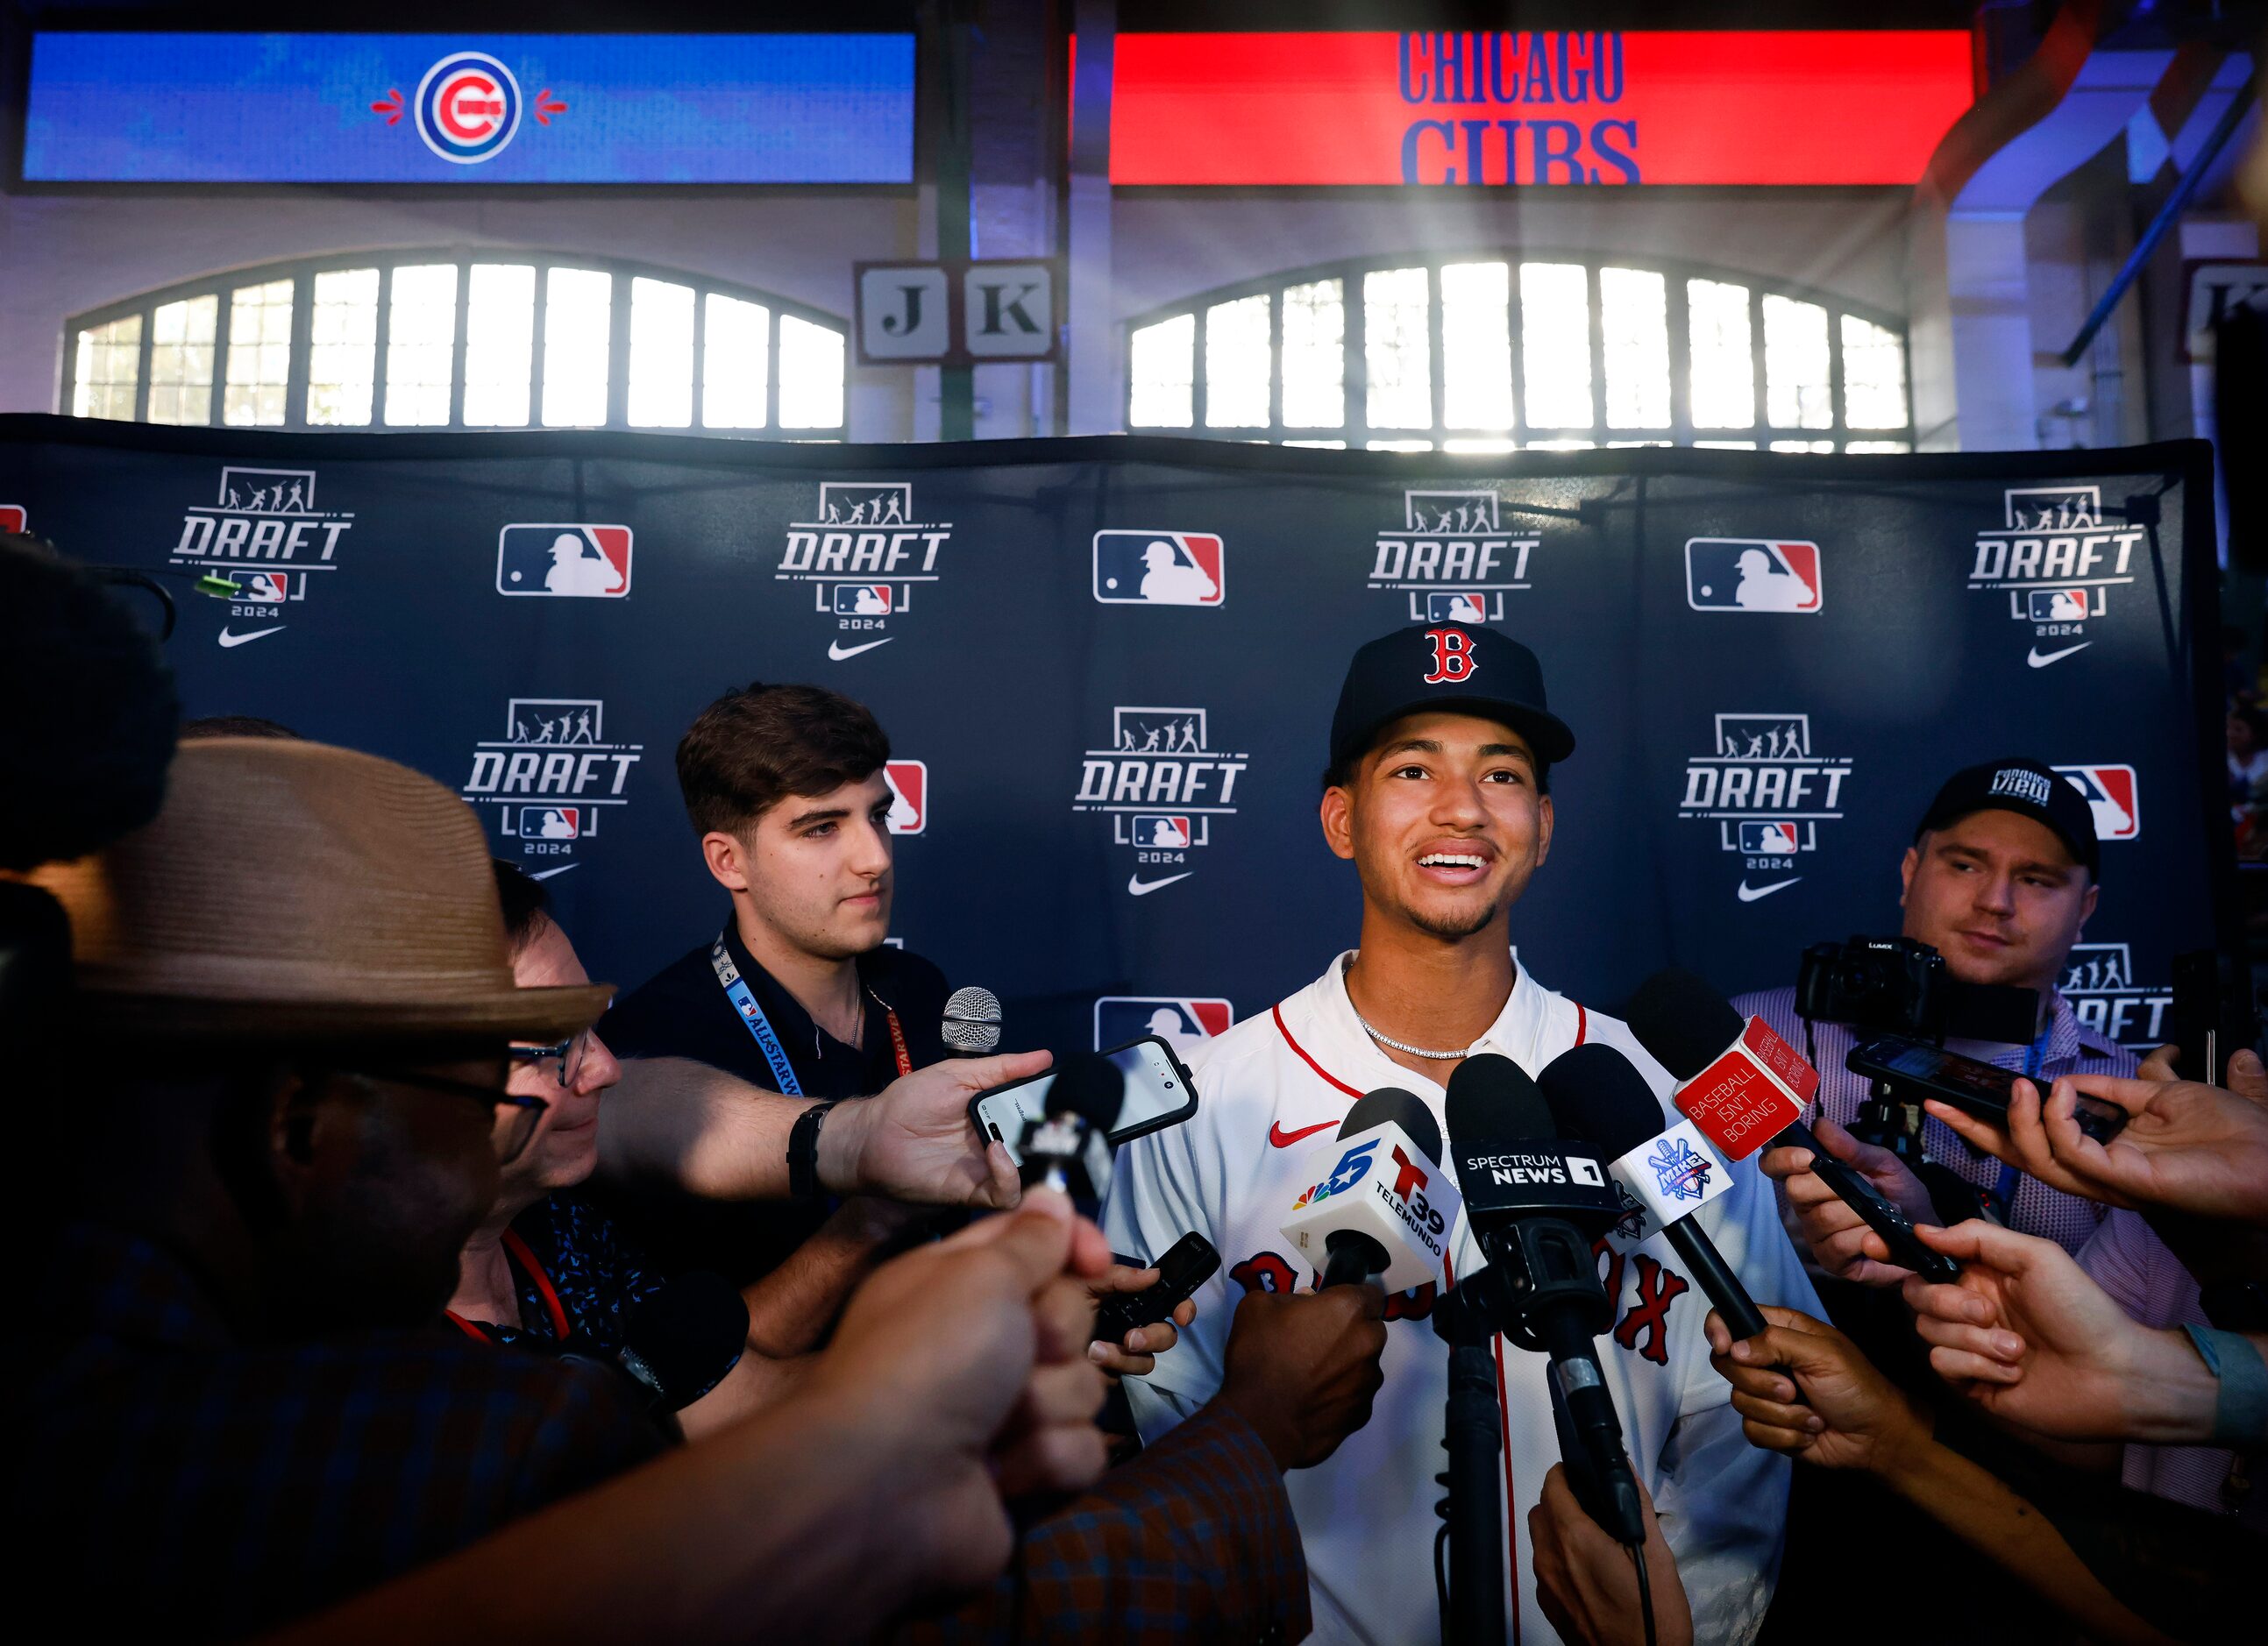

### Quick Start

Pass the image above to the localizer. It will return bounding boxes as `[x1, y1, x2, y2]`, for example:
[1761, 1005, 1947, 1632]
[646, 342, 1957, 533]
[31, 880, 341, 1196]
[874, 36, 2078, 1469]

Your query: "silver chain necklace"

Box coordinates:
[1354, 1013, 1470, 1061]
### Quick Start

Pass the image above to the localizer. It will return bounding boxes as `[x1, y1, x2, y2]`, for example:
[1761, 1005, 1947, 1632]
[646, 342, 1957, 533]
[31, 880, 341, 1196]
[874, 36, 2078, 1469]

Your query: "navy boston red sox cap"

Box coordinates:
[1914, 756, 2099, 876]
[1329, 624, 1576, 777]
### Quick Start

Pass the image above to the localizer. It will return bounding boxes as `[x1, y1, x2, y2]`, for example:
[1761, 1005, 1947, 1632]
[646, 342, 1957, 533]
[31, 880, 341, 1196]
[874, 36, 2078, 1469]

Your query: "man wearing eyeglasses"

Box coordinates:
[11, 738, 669, 1639]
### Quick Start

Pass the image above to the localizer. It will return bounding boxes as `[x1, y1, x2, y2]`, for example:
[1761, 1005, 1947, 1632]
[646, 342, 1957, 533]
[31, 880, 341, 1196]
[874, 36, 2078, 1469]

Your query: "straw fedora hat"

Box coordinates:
[32, 737, 612, 1044]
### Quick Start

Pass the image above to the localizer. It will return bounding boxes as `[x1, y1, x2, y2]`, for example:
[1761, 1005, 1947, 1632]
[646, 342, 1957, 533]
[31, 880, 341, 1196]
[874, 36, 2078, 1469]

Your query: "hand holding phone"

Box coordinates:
[1846, 1034, 2128, 1146]
[1774, 1118, 1961, 1283]
[1093, 1232, 1220, 1346]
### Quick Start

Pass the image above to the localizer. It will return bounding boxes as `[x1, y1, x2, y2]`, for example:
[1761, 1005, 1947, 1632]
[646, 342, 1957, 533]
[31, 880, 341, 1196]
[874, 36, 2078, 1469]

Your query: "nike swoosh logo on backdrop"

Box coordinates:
[217, 625, 284, 648]
[1269, 1118, 1340, 1149]
[1737, 876, 1802, 902]
[2027, 642, 2091, 668]
[530, 863, 581, 882]
[828, 637, 893, 661]
[1127, 871, 1193, 896]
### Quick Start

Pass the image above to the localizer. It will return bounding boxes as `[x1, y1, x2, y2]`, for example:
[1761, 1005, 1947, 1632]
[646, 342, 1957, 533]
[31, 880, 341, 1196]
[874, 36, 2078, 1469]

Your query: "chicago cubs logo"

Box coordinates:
[1369, 488, 1537, 622]
[1680, 712, 1855, 902]
[416, 53, 523, 165]
[1423, 628, 1477, 683]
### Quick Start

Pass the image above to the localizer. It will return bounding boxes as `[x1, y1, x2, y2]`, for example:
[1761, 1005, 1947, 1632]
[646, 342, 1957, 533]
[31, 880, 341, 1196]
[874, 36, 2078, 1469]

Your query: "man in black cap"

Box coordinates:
[1738, 756, 2136, 1268]
[1107, 623, 1817, 1645]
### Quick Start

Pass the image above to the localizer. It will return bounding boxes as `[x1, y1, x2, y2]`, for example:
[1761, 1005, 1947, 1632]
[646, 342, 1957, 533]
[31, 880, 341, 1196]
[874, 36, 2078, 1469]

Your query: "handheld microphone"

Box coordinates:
[941, 985, 1002, 1056]
[1445, 1054, 1646, 1547]
[1624, 970, 1959, 1283]
[1016, 1052, 1122, 1214]
[1279, 1087, 1460, 1293]
[1537, 1042, 1767, 1343]
[561, 1270, 749, 1416]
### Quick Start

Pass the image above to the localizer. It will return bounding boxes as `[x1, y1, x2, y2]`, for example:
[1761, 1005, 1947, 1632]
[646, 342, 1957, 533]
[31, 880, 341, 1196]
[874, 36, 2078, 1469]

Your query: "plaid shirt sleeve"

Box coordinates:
[893, 1401, 1309, 1646]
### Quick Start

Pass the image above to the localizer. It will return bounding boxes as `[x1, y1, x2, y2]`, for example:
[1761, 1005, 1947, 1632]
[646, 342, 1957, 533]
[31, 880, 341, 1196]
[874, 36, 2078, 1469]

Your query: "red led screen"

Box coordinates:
[1104, 31, 1974, 187]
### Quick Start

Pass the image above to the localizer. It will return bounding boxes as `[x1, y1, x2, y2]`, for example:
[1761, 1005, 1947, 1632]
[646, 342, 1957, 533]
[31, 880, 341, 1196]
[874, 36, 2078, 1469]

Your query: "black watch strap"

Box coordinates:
[787, 1100, 839, 1200]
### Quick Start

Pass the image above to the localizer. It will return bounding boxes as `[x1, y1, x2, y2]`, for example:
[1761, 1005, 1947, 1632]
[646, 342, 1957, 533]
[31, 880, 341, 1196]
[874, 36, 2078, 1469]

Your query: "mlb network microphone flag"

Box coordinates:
[0, 417, 2230, 1061]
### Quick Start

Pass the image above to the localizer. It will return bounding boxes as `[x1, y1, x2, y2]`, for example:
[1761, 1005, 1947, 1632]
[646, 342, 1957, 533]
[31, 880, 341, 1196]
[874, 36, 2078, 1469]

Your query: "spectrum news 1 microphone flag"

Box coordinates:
[0, 415, 2234, 1062]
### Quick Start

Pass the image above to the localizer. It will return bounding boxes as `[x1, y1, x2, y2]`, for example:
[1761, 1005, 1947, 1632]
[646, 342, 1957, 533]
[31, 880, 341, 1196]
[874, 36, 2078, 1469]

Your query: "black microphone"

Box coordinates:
[941, 985, 1002, 1056]
[561, 1269, 749, 1415]
[1016, 1052, 1123, 1215]
[1319, 1088, 1445, 1290]
[1624, 969, 1959, 1284]
[1537, 1041, 1768, 1342]
[1445, 1054, 1646, 1547]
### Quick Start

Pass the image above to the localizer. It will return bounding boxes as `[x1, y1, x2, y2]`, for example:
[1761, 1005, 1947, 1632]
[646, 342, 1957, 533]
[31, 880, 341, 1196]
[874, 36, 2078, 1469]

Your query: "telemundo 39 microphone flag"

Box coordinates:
[0, 415, 2234, 1060]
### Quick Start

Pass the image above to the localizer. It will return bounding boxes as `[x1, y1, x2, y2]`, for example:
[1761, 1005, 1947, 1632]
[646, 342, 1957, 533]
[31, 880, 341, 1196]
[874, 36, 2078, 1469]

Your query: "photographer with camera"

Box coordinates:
[1740, 759, 2135, 1262]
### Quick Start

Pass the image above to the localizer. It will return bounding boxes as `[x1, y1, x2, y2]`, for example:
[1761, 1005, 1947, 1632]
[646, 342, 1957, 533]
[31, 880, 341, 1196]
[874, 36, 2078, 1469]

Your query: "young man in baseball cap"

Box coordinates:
[1107, 624, 1819, 1645]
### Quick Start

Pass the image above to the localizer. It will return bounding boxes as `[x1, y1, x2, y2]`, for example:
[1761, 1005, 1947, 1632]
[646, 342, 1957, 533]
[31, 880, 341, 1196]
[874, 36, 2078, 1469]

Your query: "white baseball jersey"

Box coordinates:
[1106, 951, 1820, 1646]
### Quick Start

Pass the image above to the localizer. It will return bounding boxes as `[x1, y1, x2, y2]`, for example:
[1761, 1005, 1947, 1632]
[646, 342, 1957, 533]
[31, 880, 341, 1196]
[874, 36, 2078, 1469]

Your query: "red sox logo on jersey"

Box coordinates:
[1423, 628, 1477, 684]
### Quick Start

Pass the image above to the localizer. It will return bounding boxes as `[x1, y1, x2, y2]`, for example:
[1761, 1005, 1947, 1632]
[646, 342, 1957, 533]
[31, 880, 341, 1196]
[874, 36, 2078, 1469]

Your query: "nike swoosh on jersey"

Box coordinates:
[2027, 642, 2091, 668]
[828, 637, 893, 661]
[530, 863, 581, 881]
[217, 625, 285, 648]
[1127, 871, 1193, 896]
[1268, 1117, 1340, 1148]
[1737, 876, 1802, 902]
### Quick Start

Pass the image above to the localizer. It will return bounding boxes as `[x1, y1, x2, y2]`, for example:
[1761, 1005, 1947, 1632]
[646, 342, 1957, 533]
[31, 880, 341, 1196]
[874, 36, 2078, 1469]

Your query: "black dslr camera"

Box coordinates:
[1796, 935, 1948, 1040]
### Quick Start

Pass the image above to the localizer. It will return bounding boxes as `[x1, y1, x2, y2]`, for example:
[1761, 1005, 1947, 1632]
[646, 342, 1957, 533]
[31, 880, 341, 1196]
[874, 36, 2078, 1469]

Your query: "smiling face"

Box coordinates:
[703, 771, 896, 961]
[1321, 709, 1553, 943]
[1899, 807, 2097, 994]
[496, 918, 622, 1208]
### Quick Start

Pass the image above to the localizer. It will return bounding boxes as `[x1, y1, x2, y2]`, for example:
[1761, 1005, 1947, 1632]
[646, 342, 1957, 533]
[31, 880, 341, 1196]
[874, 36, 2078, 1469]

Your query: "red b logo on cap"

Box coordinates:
[1423, 628, 1475, 685]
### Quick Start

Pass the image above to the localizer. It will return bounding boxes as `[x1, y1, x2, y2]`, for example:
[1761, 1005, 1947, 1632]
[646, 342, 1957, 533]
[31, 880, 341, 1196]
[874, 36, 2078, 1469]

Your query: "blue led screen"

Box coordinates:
[22, 32, 914, 183]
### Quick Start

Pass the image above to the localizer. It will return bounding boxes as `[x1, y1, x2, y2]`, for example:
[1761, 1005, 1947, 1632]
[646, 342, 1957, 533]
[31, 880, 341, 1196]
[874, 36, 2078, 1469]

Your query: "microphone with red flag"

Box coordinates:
[1624, 970, 1959, 1283]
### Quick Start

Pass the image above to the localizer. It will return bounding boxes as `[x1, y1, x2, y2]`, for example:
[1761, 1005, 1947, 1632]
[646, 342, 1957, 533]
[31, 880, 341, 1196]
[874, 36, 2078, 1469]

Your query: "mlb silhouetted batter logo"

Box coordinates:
[1092, 531, 1226, 606]
[497, 525, 633, 599]
[1684, 539, 1823, 614]
[2051, 764, 2140, 841]
[881, 761, 927, 834]
[1092, 997, 1233, 1056]
[1423, 628, 1477, 683]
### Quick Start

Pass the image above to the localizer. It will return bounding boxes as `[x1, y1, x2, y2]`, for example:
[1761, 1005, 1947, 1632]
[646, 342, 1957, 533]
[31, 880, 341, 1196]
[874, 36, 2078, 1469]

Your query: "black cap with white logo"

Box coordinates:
[1914, 757, 2099, 875]
[1328, 624, 1575, 776]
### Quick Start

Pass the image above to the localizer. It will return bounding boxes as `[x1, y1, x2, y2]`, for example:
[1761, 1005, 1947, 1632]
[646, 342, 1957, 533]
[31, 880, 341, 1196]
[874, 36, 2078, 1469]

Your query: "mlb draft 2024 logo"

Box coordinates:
[1679, 713, 1855, 903]
[1092, 532, 1225, 607]
[460, 699, 643, 874]
[773, 481, 953, 662]
[1094, 997, 1233, 1057]
[1368, 489, 1538, 623]
[1074, 707, 1250, 897]
[1684, 540, 1824, 614]
[1966, 486, 2146, 669]
[2053, 763, 2141, 841]
[2060, 941, 2172, 1046]
[368, 52, 568, 166]
[498, 526, 633, 598]
[166, 466, 355, 649]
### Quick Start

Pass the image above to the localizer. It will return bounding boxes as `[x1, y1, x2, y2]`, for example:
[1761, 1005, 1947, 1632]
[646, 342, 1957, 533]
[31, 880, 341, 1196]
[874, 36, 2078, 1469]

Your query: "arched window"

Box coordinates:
[1127, 254, 1909, 453]
[64, 252, 847, 439]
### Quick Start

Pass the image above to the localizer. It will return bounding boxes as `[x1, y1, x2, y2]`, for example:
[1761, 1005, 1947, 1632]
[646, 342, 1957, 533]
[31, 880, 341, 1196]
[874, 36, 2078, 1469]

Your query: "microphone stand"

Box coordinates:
[1433, 1283, 1508, 1646]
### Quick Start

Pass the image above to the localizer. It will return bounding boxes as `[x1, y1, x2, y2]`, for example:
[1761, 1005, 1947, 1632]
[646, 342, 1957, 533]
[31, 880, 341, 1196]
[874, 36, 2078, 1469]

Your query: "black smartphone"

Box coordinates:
[967, 1034, 1200, 1167]
[1093, 1231, 1221, 1344]
[1774, 1118, 1961, 1283]
[2169, 949, 2222, 1088]
[1846, 1033, 2128, 1145]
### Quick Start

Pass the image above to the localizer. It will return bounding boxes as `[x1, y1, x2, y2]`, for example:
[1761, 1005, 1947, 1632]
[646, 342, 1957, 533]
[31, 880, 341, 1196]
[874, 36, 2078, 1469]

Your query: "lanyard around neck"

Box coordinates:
[711, 929, 914, 1094]
[445, 1226, 571, 1344]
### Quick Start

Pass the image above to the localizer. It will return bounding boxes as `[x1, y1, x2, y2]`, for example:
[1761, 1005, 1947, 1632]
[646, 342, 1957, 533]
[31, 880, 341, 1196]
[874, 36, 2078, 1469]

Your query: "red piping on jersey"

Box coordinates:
[1575, 1002, 1588, 1046]
[1494, 1335, 1523, 1646]
[1272, 1004, 1363, 1097]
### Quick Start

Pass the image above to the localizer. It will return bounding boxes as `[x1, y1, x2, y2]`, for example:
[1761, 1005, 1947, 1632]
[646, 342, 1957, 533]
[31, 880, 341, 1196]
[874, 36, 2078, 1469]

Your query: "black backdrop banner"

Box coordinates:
[0, 415, 2232, 1060]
